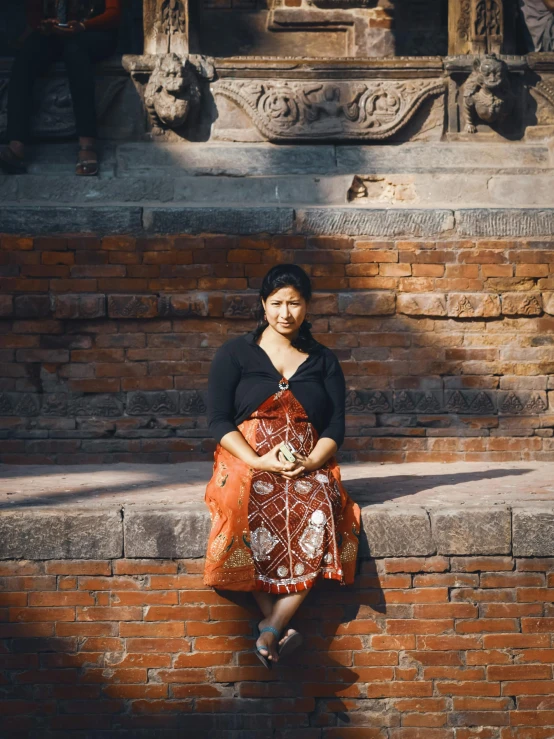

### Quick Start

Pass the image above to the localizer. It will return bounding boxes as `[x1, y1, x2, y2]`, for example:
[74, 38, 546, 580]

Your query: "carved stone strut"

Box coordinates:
[463, 54, 514, 133]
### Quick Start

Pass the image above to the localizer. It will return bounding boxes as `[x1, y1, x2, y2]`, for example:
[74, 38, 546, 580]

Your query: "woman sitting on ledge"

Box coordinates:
[204, 264, 361, 668]
[0, 0, 121, 176]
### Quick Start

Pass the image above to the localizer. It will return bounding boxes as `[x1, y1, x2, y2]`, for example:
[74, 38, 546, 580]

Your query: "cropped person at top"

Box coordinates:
[204, 264, 361, 668]
[0, 0, 121, 176]
[520, 0, 554, 51]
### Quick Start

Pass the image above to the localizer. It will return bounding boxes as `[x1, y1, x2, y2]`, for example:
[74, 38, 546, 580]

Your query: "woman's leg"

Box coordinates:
[255, 589, 311, 663]
[61, 31, 117, 171]
[4, 32, 58, 162]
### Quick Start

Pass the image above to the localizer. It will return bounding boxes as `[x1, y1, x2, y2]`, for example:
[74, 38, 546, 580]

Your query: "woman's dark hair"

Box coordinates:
[252, 264, 319, 353]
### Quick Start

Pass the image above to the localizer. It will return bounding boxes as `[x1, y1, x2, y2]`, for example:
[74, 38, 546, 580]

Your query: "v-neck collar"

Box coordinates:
[244, 330, 313, 382]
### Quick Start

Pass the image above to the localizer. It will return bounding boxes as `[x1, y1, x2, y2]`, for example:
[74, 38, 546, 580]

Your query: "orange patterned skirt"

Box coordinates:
[203, 385, 360, 593]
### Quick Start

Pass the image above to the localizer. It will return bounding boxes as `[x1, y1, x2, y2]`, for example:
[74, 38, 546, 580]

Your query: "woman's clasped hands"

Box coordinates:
[255, 444, 319, 479]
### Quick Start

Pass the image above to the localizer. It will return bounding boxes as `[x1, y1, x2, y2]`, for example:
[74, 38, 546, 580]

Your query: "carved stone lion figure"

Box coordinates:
[144, 53, 201, 132]
[463, 54, 514, 133]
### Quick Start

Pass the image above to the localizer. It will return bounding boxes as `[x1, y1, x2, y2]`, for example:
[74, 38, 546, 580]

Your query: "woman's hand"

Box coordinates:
[38, 18, 56, 34]
[51, 20, 86, 35]
[282, 452, 320, 477]
[256, 445, 305, 476]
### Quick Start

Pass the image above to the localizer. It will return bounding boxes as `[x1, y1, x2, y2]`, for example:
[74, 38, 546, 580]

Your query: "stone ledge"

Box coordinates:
[1, 462, 554, 560]
[2, 206, 554, 237]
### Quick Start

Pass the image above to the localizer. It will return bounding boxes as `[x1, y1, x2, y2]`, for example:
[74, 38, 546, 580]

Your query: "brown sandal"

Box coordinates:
[0, 145, 26, 175]
[76, 145, 98, 176]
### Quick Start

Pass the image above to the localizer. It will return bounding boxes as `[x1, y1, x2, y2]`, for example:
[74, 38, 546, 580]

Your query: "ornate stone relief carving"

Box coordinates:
[463, 54, 514, 133]
[161, 0, 186, 36]
[213, 78, 444, 141]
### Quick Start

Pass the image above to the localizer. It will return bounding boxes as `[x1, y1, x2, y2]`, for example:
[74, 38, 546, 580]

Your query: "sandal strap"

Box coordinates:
[259, 625, 280, 639]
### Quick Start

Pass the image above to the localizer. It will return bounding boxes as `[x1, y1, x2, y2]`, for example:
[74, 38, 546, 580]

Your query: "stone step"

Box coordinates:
[2, 171, 554, 208]
[16, 141, 553, 178]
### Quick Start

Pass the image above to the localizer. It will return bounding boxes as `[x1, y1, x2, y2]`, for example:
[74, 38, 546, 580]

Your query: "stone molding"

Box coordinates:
[2, 290, 554, 323]
[1, 387, 549, 420]
[2, 503, 554, 559]
[2, 206, 554, 237]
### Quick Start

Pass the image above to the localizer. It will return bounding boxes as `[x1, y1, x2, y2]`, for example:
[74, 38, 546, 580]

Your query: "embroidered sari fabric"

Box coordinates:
[204, 383, 360, 593]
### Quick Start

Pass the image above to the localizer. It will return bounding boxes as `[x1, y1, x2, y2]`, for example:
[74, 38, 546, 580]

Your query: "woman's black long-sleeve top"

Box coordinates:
[207, 330, 346, 449]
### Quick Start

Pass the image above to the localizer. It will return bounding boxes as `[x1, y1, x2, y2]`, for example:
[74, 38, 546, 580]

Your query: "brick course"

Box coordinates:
[1, 556, 554, 735]
[1, 233, 554, 462]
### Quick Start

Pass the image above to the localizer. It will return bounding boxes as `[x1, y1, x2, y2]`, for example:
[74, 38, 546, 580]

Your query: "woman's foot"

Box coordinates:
[0, 145, 26, 175]
[76, 146, 98, 176]
[255, 619, 280, 665]
[278, 628, 303, 659]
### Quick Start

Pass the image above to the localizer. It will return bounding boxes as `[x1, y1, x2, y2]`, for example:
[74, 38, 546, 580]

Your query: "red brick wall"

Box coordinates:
[1, 233, 553, 463]
[2, 555, 554, 736]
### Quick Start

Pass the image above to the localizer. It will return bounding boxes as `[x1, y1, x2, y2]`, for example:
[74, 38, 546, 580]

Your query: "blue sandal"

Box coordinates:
[254, 625, 280, 669]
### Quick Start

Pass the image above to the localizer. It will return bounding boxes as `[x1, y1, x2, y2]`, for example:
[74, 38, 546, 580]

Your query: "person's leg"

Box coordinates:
[2, 32, 58, 169]
[255, 589, 311, 663]
[61, 31, 117, 173]
[253, 590, 302, 654]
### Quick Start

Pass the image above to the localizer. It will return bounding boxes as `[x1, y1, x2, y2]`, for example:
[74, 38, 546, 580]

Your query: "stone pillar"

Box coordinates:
[448, 0, 516, 55]
[143, 0, 189, 56]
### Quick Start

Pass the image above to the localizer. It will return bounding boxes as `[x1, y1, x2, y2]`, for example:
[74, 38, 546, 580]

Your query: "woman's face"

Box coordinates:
[262, 286, 308, 338]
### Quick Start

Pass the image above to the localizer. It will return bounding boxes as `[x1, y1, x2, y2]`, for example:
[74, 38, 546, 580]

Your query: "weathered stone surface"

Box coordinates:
[159, 293, 209, 318]
[0, 393, 40, 417]
[443, 390, 496, 415]
[174, 175, 351, 206]
[127, 391, 180, 416]
[14, 295, 51, 318]
[346, 390, 392, 414]
[394, 390, 445, 414]
[223, 293, 259, 319]
[0, 510, 122, 559]
[397, 293, 447, 317]
[68, 395, 124, 418]
[16, 176, 174, 203]
[498, 391, 548, 415]
[41, 394, 69, 417]
[180, 390, 207, 415]
[430, 507, 511, 555]
[143, 207, 294, 235]
[124, 508, 211, 558]
[541, 292, 554, 316]
[336, 144, 551, 174]
[51, 294, 106, 320]
[296, 209, 454, 237]
[447, 293, 501, 318]
[457, 209, 554, 237]
[118, 143, 337, 176]
[108, 295, 159, 319]
[513, 506, 554, 556]
[0, 207, 142, 235]
[0, 295, 13, 317]
[339, 292, 396, 316]
[360, 507, 434, 557]
[501, 292, 543, 316]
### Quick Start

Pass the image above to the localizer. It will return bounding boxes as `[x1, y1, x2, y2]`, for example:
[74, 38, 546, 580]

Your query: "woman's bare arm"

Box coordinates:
[282, 437, 338, 479]
[542, 0, 554, 12]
